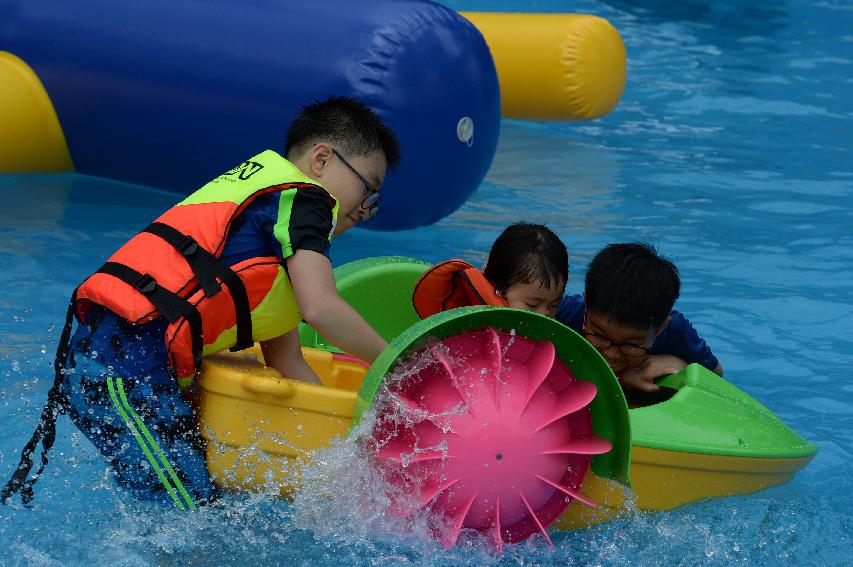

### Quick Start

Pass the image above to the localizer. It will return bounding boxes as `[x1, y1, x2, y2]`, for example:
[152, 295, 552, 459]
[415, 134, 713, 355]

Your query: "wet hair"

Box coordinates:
[483, 223, 568, 294]
[585, 242, 680, 330]
[284, 96, 401, 172]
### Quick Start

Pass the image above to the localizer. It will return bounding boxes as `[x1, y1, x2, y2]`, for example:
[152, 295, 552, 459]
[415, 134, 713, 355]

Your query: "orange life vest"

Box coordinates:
[74, 150, 329, 381]
[412, 259, 508, 319]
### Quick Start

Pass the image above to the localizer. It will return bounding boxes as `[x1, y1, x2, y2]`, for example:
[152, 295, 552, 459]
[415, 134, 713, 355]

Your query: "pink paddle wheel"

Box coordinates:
[369, 327, 612, 549]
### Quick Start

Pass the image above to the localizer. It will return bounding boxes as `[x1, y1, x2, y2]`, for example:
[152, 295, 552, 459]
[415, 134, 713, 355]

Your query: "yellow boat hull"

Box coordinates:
[555, 448, 815, 529]
[193, 348, 360, 495]
[194, 347, 813, 528]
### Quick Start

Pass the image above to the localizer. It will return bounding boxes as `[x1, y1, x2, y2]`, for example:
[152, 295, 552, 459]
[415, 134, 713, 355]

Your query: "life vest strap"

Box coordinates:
[2, 290, 77, 505]
[143, 222, 221, 296]
[143, 222, 253, 352]
[98, 262, 203, 373]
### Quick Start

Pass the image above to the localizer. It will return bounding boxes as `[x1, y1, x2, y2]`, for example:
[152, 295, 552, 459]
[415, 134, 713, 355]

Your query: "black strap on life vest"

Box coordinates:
[143, 222, 253, 352]
[97, 262, 205, 372]
[1, 290, 77, 505]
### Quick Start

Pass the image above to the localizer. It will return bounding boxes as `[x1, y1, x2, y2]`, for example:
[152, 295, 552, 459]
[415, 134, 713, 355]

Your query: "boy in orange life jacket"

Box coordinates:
[2, 96, 399, 507]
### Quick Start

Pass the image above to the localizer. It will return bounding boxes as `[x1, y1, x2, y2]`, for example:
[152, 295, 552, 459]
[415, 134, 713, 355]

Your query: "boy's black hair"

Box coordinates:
[483, 223, 568, 293]
[284, 96, 401, 172]
[585, 242, 680, 330]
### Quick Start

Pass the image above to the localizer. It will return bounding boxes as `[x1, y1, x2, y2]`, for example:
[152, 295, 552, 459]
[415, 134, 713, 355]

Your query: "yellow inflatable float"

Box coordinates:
[461, 12, 627, 121]
[0, 52, 73, 173]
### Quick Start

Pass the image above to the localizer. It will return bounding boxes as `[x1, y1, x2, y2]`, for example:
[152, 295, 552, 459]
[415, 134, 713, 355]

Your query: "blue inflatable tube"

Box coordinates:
[0, 0, 500, 231]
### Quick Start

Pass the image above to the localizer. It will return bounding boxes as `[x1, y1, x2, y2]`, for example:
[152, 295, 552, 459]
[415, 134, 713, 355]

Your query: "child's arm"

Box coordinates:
[649, 312, 724, 378]
[285, 249, 388, 362]
[619, 354, 687, 392]
[620, 354, 724, 392]
[260, 329, 322, 384]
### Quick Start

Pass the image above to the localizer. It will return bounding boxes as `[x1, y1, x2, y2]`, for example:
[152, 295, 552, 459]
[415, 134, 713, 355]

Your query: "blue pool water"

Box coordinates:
[2, 0, 852, 564]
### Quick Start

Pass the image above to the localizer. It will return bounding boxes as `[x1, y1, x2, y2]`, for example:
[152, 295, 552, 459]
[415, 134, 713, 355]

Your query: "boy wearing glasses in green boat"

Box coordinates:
[416, 228, 721, 394]
[556, 242, 723, 392]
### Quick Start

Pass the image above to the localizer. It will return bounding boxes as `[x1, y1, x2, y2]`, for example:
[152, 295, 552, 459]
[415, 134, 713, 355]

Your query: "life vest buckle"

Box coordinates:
[176, 235, 199, 256]
[133, 273, 157, 294]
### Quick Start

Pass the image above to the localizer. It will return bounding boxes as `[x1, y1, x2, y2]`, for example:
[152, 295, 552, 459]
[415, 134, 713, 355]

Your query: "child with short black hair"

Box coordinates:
[4, 96, 400, 507]
[556, 242, 722, 391]
[483, 222, 568, 316]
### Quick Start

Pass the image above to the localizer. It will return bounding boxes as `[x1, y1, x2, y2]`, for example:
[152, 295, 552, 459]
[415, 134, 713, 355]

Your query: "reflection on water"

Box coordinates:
[602, 0, 789, 36]
[0, 175, 71, 229]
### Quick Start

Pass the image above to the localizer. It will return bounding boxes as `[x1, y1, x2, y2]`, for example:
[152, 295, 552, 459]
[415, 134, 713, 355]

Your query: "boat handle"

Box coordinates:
[241, 375, 296, 398]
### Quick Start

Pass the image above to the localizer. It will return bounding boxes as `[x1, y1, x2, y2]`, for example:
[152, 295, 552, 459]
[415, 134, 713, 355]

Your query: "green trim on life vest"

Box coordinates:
[178, 150, 318, 206]
[273, 189, 339, 259]
[274, 189, 296, 258]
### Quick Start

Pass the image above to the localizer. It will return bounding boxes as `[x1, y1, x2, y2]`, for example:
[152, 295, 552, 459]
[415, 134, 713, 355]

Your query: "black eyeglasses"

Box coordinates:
[583, 332, 652, 358]
[331, 148, 381, 221]
[582, 312, 652, 358]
